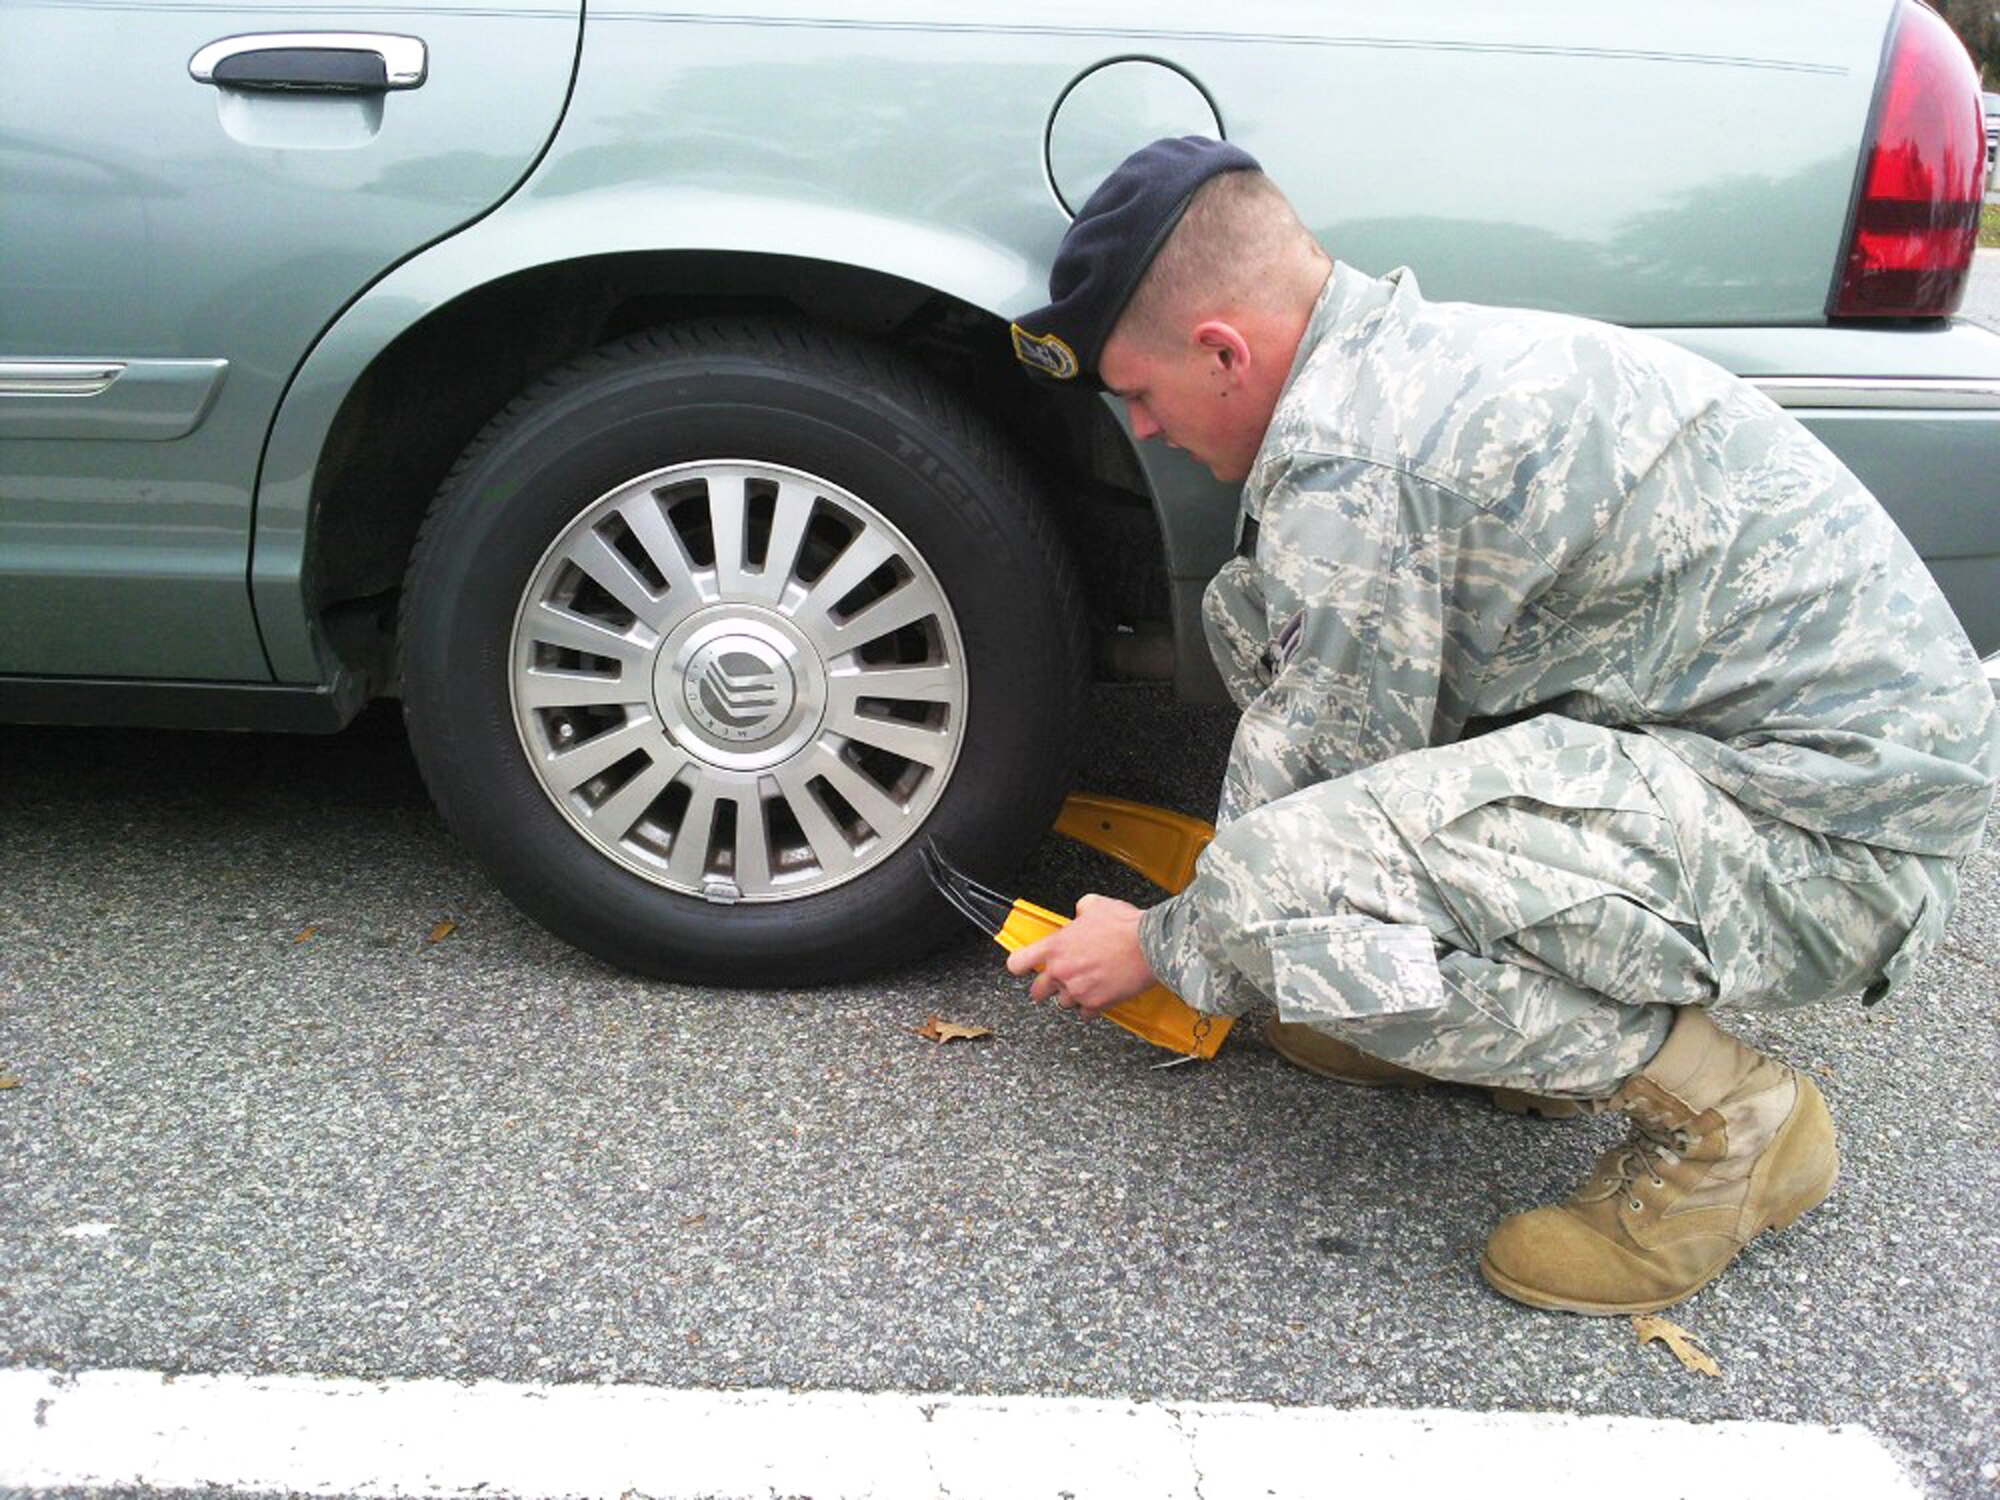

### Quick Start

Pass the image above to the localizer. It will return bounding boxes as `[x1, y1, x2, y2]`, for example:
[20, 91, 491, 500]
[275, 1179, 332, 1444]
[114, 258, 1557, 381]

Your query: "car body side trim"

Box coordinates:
[0, 362, 124, 398]
[1747, 376, 2000, 410]
[0, 672, 363, 733]
[0, 358, 228, 441]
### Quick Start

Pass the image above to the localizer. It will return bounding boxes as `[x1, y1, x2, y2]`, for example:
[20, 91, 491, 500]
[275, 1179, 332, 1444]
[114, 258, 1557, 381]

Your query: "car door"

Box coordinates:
[0, 0, 581, 680]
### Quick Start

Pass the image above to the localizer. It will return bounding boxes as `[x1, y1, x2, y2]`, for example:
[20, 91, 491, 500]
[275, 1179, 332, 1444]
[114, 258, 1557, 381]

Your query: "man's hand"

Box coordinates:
[1005, 895, 1157, 1018]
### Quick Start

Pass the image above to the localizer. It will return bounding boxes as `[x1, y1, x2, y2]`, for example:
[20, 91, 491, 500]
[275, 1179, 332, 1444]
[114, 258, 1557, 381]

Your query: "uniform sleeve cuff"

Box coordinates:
[1139, 891, 1258, 1017]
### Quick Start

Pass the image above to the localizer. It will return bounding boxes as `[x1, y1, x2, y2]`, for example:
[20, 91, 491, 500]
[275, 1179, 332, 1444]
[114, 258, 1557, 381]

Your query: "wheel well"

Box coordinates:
[305, 251, 1167, 695]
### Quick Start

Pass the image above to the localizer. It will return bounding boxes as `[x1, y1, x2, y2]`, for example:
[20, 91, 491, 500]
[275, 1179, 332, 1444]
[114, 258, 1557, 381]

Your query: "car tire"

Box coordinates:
[399, 319, 1088, 984]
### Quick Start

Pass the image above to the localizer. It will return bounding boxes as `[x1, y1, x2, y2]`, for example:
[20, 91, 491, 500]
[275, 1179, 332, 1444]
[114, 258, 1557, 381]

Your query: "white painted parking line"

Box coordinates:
[0, 1367, 1921, 1500]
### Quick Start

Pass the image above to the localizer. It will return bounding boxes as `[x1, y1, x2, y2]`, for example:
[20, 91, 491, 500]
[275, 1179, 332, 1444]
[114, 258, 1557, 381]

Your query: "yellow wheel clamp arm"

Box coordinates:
[921, 793, 1234, 1061]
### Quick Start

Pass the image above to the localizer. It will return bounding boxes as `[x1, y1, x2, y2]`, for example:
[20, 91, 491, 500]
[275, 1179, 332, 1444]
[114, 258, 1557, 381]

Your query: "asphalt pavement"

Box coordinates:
[2, 675, 1997, 1497]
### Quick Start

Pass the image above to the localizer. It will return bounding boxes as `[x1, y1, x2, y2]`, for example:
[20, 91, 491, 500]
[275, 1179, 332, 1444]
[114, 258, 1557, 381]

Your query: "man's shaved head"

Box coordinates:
[1114, 170, 1330, 353]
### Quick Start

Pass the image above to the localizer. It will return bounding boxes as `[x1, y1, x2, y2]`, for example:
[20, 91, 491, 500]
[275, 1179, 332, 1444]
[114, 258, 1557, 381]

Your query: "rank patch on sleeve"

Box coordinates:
[1010, 324, 1080, 381]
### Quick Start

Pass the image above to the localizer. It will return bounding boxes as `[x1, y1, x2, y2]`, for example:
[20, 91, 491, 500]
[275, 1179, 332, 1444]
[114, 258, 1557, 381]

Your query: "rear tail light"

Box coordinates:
[1831, 0, 1985, 318]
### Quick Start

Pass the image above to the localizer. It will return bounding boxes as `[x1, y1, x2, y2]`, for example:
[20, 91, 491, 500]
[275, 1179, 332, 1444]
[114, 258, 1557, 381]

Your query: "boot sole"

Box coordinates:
[1268, 1021, 1582, 1116]
[1285, 1067, 1427, 1090]
[1266, 1042, 1429, 1090]
[1477, 1146, 1839, 1315]
[1290, 1071, 1583, 1118]
[1275, 1050, 1582, 1117]
[1476, 1253, 1732, 1316]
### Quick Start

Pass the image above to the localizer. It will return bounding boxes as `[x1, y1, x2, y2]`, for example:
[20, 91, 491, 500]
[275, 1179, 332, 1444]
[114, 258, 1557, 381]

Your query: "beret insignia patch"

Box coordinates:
[1010, 324, 1080, 381]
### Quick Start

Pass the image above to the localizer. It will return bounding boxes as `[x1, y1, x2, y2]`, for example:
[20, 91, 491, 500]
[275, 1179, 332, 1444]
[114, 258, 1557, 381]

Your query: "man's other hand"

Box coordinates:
[1005, 895, 1158, 1017]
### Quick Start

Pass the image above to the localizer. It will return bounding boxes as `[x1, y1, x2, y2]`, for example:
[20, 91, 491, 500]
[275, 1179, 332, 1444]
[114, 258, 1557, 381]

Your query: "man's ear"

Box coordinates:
[1191, 319, 1252, 380]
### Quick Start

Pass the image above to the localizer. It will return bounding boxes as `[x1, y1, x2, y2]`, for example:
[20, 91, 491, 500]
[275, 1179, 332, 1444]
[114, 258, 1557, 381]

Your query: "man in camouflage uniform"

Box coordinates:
[1004, 137, 1995, 1314]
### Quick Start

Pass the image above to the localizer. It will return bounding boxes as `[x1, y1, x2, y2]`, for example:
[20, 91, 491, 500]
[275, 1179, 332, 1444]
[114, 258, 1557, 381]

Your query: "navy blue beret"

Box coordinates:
[1012, 135, 1262, 386]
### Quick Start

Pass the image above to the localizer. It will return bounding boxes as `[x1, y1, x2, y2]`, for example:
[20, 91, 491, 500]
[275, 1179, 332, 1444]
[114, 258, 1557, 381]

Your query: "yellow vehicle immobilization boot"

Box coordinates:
[1480, 1006, 1838, 1315]
[923, 794, 1234, 1062]
[1265, 1019, 1584, 1118]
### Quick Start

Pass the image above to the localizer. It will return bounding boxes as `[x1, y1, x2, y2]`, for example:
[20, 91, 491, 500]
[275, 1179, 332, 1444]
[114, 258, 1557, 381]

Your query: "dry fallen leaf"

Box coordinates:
[1633, 1314, 1721, 1378]
[0, 1075, 19, 1091]
[914, 1015, 994, 1044]
[293, 927, 317, 945]
[427, 921, 457, 944]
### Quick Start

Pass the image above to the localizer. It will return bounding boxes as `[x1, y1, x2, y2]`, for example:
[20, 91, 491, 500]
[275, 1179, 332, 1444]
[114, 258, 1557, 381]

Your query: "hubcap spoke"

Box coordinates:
[666, 780, 722, 886]
[707, 471, 751, 598]
[564, 529, 671, 632]
[752, 479, 818, 605]
[545, 716, 662, 792]
[813, 747, 907, 838]
[523, 603, 653, 666]
[826, 580, 942, 652]
[724, 785, 774, 891]
[826, 664, 957, 715]
[772, 763, 862, 880]
[831, 712, 954, 770]
[517, 667, 650, 711]
[795, 530, 896, 629]
[618, 495, 702, 602]
[582, 752, 684, 841]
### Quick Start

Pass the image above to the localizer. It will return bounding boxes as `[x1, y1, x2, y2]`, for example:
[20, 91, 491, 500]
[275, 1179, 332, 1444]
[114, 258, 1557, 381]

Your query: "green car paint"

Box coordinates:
[4, 0, 1997, 702]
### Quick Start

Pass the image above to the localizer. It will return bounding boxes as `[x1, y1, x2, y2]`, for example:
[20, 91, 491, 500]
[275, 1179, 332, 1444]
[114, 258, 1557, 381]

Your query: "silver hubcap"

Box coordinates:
[509, 460, 967, 902]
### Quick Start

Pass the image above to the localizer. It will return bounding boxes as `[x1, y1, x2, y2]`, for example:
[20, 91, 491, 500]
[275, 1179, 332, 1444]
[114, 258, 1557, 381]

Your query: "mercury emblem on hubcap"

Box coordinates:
[685, 637, 793, 742]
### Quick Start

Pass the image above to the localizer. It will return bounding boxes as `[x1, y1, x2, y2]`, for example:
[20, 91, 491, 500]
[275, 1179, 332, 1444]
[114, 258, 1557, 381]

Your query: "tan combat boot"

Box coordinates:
[1479, 1006, 1838, 1314]
[1264, 1019, 1582, 1118]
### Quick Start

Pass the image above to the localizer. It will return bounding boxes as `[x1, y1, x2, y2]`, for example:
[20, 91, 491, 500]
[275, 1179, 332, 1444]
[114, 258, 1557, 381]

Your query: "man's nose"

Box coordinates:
[1127, 402, 1161, 441]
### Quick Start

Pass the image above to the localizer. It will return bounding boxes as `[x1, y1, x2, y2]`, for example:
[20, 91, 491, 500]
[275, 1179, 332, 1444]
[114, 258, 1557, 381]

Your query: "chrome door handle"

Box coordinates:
[189, 33, 427, 93]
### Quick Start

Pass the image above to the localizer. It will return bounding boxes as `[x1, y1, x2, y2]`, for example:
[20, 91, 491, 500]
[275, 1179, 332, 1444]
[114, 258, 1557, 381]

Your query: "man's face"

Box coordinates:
[1098, 327, 1268, 485]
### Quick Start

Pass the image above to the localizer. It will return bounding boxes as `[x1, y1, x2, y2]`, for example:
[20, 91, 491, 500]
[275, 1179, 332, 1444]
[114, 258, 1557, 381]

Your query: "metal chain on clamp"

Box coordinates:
[1151, 1011, 1215, 1071]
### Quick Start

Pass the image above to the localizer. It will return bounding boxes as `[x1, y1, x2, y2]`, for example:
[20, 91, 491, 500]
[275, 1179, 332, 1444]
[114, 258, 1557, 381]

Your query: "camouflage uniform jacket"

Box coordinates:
[1138, 262, 1997, 1015]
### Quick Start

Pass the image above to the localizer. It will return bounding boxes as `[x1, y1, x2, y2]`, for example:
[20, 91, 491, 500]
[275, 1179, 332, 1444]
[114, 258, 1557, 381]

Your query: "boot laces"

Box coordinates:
[1578, 1117, 1695, 1212]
